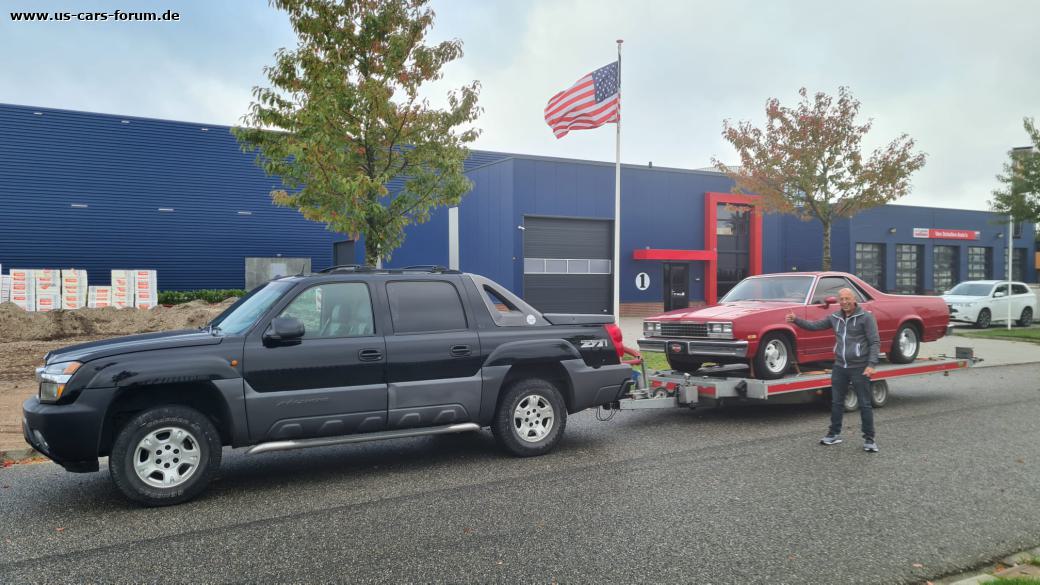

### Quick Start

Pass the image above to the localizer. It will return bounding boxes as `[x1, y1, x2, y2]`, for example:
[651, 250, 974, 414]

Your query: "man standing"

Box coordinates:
[786, 288, 881, 452]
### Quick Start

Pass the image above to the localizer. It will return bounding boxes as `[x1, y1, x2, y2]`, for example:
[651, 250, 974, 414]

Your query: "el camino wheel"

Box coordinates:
[753, 333, 792, 380]
[974, 308, 991, 329]
[109, 406, 222, 507]
[889, 323, 920, 364]
[493, 378, 567, 457]
[1018, 307, 1033, 327]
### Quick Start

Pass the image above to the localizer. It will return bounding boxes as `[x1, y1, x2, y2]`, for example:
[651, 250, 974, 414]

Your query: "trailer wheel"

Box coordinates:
[842, 388, 860, 412]
[492, 377, 567, 458]
[870, 380, 889, 408]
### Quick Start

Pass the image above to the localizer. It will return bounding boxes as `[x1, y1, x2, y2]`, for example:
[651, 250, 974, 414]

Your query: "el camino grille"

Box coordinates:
[660, 323, 708, 338]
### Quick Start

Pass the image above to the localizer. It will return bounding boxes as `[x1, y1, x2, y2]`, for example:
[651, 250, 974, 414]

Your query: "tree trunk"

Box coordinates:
[821, 220, 832, 271]
[363, 242, 379, 267]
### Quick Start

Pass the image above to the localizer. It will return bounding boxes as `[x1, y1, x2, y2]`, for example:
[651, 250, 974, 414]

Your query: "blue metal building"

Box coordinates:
[1, 103, 1035, 314]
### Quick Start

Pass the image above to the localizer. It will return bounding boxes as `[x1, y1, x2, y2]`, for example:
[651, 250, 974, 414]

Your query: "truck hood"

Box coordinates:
[45, 329, 224, 364]
[650, 301, 800, 322]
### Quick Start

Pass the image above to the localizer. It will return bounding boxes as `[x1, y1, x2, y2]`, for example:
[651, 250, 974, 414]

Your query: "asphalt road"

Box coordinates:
[2, 363, 1039, 584]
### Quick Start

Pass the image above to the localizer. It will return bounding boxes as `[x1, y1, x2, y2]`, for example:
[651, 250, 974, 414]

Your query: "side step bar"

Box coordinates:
[246, 423, 482, 455]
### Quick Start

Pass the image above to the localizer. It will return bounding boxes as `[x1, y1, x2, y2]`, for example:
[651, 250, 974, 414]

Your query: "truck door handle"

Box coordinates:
[358, 348, 383, 362]
[450, 344, 471, 357]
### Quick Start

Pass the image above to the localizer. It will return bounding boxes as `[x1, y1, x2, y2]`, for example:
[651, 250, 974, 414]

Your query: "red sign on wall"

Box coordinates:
[912, 228, 980, 240]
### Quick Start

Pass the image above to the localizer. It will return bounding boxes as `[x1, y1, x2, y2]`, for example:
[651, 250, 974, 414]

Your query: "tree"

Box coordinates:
[990, 117, 1040, 224]
[714, 87, 927, 270]
[234, 0, 481, 265]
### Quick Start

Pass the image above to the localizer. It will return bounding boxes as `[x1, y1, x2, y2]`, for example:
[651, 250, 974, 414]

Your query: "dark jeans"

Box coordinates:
[830, 365, 875, 440]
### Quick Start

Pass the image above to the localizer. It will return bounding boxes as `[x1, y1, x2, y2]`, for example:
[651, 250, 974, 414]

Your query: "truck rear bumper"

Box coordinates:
[562, 360, 632, 413]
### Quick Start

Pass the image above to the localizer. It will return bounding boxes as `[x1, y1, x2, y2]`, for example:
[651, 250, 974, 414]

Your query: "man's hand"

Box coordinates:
[864, 366, 876, 378]
[785, 312, 796, 323]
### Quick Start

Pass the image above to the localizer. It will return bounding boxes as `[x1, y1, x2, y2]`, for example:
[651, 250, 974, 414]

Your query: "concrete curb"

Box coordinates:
[936, 546, 1040, 584]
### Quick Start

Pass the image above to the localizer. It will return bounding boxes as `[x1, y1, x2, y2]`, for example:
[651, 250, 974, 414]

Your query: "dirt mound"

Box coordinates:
[0, 299, 237, 342]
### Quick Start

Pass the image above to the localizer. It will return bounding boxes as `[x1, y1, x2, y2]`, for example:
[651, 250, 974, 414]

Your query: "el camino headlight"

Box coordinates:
[36, 361, 82, 403]
[706, 322, 734, 339]
[643, 321, 662, 336]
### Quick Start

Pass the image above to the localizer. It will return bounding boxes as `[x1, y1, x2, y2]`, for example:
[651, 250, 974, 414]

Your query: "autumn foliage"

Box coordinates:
[715, 87, 926, 270]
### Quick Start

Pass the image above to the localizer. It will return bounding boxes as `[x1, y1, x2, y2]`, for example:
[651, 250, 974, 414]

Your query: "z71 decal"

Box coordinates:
[580, 339, 608, 349]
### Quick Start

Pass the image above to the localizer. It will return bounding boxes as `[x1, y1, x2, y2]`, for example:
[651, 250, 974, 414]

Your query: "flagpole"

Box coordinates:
[613, 39, 623, 321]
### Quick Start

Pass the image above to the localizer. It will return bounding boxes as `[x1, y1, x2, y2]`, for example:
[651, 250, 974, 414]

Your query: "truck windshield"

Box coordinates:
[721, 276, 814, 303]
[947, 283, 993, 297]
[208, 281, 294, 335]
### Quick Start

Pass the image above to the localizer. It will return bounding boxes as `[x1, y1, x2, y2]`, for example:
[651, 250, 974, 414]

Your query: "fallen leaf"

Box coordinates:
[788, 555, 798, 560]
[496, 561, 503, 565]
[2, 461, 12, 468]
[463, 527, 474, 535]
[1016, 458, 1025, 464]
[55, 527, 65, 533]
[912, 563, 924, 568]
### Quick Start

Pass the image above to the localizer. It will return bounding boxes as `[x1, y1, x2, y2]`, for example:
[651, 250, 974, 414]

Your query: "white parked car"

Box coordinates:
[942, 280, 1037, 328]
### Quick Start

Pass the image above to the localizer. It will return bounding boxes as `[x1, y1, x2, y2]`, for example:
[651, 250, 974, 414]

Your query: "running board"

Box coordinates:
[246, 423, 482, 455]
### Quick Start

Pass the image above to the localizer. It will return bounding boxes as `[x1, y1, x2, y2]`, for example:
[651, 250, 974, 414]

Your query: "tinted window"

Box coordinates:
[277, 283, 374, 339]
[993, 284, 1009, 297]
[948, 282, 993, 297]
[1012, 284, 1029, 295]
[720, 275, 813, 302]
[387, 281, 467, 333]
[812, 277, 863, 303]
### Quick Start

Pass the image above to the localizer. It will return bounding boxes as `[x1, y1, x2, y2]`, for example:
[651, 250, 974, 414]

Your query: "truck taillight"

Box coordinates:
[604, 323, 624, 360]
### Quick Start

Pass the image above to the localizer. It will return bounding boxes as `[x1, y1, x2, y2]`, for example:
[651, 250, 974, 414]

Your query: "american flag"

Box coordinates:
[544, 61, 619, 139]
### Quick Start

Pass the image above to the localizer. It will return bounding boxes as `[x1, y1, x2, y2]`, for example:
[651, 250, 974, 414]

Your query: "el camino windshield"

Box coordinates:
[947, 283, 992, 297]
[208, 281, 294, 335]
[721, 276, 814, 303]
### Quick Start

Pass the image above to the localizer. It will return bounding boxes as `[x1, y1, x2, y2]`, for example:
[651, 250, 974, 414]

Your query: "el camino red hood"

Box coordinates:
[653, 301, 801, 321]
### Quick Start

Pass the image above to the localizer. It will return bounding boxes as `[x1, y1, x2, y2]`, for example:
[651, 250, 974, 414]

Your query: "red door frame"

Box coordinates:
[705, 192, 762, 305]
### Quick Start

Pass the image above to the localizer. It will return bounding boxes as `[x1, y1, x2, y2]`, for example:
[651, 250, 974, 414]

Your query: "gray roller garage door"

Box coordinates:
[522, 216, 613, 314]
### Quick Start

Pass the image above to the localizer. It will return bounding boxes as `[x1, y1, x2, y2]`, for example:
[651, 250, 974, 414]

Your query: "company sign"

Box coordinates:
[912, 228, 980, 240]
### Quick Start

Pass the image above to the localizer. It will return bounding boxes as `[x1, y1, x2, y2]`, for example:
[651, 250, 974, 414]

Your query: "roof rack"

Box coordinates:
[315, 264, 462, 275]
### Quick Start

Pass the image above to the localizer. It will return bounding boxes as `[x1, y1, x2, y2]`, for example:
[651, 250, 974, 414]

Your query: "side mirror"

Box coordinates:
[264, 317, 305, 346]
[822, 296, 838, 306]
[943, 290, 951, 295]
[994, 292, 1006, 298]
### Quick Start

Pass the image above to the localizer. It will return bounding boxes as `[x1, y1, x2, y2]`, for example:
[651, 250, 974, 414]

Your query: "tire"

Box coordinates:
[889, 323, 920, 364]
[665, 353, 702, 374]
[109, 405, 222, 507]
[753, 333, 793, 380]
[492, 378, 567, 458]
[1018, 307, 1033, 328]
[974, 308, 991, 329]
[842, 386, 860, 413]
[870, 380, 889, 408]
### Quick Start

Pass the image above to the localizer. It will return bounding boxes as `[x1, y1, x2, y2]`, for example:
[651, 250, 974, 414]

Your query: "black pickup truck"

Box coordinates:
[23, 268, 633, 506]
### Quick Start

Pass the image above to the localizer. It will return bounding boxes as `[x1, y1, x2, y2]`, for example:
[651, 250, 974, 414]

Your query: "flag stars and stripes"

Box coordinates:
[544, 61, 620, 139]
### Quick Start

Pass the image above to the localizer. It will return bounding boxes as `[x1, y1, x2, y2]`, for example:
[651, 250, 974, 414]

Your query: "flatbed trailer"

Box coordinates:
[613, 349, 980, 413]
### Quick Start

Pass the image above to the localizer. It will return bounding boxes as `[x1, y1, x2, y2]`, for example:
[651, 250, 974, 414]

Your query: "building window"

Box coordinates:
[1012, 248, 1027, 282]
[933, 246, 959, 293]
[523, 258, 611, 275]
[967, 247, 992, 280]
[894, 244, 923, 294]
[855, 243, 885, 291]
[1013, 221, 1022, 239]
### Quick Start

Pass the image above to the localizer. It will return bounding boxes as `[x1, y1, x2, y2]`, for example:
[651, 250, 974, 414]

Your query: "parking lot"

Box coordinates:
[2, 362, 1038, 583]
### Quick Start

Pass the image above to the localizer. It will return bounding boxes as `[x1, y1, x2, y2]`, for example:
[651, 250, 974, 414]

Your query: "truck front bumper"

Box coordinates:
[21, 388, 116, 473]
[638, 338, 749, 358]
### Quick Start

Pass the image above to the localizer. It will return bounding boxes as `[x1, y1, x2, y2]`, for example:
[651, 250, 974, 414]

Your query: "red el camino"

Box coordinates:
[638, 272, 949, 379]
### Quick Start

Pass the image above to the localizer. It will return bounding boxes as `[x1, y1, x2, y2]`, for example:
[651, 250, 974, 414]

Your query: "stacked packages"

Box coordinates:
[1, 268, 158, 311]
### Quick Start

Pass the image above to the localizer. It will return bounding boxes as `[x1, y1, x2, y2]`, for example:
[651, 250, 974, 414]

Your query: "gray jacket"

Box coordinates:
[793, 305, 880, 368]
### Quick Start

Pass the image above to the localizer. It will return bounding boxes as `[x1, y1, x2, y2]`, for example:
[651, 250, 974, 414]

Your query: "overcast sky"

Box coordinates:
[2, 0, 1037, 211]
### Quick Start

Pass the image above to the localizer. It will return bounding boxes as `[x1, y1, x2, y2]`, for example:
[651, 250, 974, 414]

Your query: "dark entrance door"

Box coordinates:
[716, 203, 751, 298]
[333, 240, 356, 266]
[663, 263, 689, 311]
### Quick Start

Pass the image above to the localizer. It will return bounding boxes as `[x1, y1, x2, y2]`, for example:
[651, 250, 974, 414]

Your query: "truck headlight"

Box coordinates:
[706, 322, 734, 339]
[36, 361, 82, 404]
[643, 321, 661, 336]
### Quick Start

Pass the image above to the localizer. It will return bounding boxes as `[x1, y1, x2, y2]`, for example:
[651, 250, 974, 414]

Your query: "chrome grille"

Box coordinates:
[660, 323, 708, 338]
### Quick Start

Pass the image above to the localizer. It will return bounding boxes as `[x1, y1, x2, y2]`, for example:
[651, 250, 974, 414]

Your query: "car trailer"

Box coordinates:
[610, 348, 980, 413]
